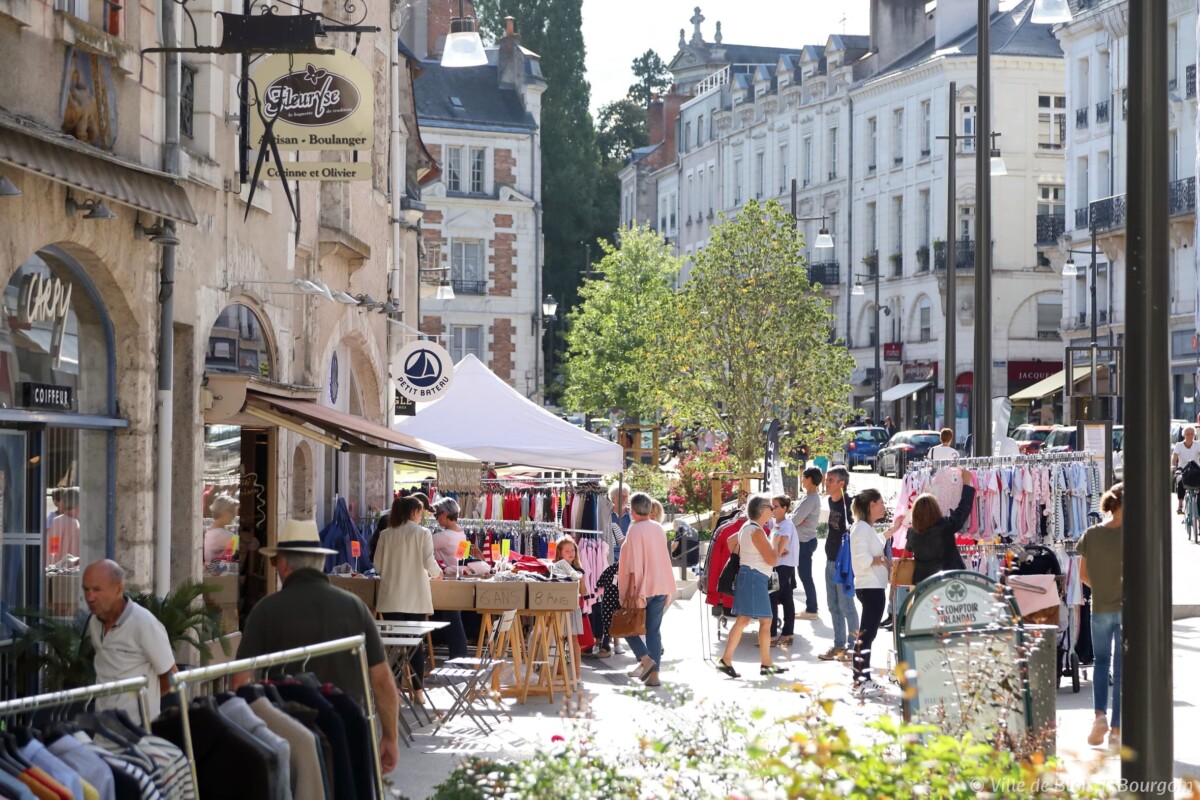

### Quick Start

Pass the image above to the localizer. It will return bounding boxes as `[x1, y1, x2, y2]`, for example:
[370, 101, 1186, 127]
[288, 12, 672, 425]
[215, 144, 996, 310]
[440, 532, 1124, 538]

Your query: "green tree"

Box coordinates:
[562, 226, 681, 420]
[628, 49, 672, 105]
[473, 0, 605, 318]
[651, 200, 855, 468]
[595, 97, 648, 167]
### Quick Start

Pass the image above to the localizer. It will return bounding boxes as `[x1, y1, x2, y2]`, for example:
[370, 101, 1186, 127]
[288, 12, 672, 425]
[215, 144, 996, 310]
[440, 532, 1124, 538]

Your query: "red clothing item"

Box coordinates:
[705, 518, 747, 609]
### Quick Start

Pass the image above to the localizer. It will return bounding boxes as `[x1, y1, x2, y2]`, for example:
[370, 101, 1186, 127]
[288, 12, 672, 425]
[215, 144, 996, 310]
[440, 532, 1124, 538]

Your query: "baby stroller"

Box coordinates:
[1008, 543, 1082, 693]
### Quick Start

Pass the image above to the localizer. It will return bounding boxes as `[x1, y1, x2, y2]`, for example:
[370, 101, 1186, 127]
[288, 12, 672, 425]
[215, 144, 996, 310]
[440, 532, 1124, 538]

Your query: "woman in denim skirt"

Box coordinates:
[716, 493, 787, 678]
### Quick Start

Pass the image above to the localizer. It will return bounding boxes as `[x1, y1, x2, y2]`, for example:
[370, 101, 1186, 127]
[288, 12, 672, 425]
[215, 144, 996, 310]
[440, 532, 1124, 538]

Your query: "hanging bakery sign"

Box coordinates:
[250, 49, 374, 151]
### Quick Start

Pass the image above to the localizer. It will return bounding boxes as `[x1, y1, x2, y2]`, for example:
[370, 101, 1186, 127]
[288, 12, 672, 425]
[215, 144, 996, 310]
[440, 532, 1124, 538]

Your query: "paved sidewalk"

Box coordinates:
[388, 469, 1200, 798]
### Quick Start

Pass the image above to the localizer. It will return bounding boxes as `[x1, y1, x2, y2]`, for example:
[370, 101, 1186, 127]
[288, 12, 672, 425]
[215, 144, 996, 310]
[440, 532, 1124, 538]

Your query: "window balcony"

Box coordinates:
[1169, 176, 1196, 216]
[1075, 107, 1089, 129]
[451, 279, 487, 295]
[1095, 99, 1109, 124]
[933, 239, 974, 271]
[1089, 194, 1127, 232]
[1036, 213, 1066, 245]
[1188, 64, 1197, 99]
[807, 260, 840, 286]
[1074, 206, 1089, 230]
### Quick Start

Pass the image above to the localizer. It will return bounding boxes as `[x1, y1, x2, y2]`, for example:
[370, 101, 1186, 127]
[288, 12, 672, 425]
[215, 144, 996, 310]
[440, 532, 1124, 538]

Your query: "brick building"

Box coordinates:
[408, 11, 547, 400]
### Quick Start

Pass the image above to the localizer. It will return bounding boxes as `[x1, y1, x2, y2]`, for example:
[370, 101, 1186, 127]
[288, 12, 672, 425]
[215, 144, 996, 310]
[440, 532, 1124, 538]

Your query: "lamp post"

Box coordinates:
[852, 271, 884, 421]
[537, 293, 558, 402]
[974, 0, 994, 456]
[1060, 223, 1103, 420]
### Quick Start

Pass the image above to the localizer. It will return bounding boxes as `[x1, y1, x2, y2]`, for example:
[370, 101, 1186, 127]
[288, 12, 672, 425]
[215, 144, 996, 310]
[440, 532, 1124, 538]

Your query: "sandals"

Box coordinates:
[716, 659, 740, 678]
[760, 664, 787, 677]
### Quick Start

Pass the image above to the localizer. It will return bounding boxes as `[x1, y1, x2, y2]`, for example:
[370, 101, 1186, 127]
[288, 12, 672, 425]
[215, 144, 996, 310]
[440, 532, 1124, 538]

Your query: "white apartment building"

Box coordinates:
[413, 19, 547, 400]
[640, 2, 1066, 434]
[849, 0, 1065, 433]
[1047, 0, 1197, 422]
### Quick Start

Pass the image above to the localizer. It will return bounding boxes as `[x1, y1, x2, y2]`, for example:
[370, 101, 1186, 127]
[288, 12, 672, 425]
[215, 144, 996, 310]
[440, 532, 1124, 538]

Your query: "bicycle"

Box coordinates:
[1187, 486, 1200, 544]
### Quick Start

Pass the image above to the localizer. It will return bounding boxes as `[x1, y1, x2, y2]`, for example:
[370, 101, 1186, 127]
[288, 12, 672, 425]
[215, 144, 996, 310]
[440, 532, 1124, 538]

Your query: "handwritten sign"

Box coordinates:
[490, 543, 501, 562]
[474, 583, 526, 610]
[547, 541, 558, 561]
[350, 540, 361, 558]
[501, 539, 510, 557]
[49, 536, 60, 554]
[455, 539, 470, 560]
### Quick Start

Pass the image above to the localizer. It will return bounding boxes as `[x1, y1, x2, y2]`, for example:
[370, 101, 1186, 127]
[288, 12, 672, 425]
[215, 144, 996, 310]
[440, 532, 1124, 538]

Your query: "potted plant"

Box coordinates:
[916, 244, 930, 270]
[132, 580, 230, 667]
[11, 611, 95, 691]
[933, 238, 945, 270]
[889, 253, 903, 276]
[861, 251, 879, 275]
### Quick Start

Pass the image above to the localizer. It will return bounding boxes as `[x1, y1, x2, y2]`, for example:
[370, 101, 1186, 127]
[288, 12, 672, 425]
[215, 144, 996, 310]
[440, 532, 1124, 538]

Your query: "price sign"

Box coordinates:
[490, 543, 501, 562]
[350, 540, 361, 558]
[548, 541, 558, 561]
[49, 536, 60, 554]
[455, 539, 470, 560]
[501, 539, 510, 557]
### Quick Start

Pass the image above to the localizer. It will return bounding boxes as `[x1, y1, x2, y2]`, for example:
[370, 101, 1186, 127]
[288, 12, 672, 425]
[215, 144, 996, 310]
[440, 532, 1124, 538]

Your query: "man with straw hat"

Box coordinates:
[232, 519, 399, 773]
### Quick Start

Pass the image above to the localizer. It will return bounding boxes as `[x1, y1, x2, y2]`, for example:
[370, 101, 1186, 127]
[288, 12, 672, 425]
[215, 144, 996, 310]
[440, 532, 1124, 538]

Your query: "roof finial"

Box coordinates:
[690, 6, 705, 44]
[714, 20, 722, 45]
[679, 27, 686, 49]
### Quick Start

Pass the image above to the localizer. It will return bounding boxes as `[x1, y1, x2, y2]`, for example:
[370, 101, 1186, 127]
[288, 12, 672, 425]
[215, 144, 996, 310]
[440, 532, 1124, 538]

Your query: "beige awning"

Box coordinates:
[0, 112, 197, 225]
[1011, 367, 1092, 402]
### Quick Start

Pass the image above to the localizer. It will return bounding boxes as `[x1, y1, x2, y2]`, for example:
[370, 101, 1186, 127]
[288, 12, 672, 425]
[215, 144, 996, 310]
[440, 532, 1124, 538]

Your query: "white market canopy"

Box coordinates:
[393, 354, 623, 474]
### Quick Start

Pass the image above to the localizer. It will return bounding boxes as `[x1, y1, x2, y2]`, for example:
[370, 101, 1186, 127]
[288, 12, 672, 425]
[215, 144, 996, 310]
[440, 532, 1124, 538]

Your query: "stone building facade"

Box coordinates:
[0, 0, 436, 622]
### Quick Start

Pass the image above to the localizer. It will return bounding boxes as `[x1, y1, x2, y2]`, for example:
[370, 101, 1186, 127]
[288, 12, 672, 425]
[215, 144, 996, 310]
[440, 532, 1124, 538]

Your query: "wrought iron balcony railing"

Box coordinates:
[1169, 176, 1196, 216]
[1036, 213, 1065, 245]
[1075, 107, 1089, 129]
[451, 279, 487, 295]
[933, 239, 974, 271]
[807, 260, 840, 287]
[1095, 99, 1109, 124]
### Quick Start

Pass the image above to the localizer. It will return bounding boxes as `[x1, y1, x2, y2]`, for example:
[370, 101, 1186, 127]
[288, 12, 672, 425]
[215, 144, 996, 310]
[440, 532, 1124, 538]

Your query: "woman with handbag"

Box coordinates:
[716, 493, 786, 678]
[848, 489, 906, 697]
[908, 467, 976, 585]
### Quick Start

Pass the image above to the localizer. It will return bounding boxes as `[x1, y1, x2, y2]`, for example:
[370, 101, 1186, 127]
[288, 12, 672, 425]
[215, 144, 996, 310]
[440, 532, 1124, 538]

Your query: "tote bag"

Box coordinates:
[608, 606, 646, 638]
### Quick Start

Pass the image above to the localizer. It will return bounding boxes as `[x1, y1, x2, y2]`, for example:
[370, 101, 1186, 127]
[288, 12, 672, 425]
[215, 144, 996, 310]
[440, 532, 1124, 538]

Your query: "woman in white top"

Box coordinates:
[375, 495, 441, 703]
[717, 493, 785, 679]
[848, 489, 906, 696]
[768, 495, 799, 647]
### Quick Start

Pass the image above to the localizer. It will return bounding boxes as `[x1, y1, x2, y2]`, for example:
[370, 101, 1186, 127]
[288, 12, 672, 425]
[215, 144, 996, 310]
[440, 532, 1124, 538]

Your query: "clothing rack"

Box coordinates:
[169, 635, 383, 800]
[918, 451, 1096, 470]
[0, 676, 151, 727]
[456, 518, 562, 530]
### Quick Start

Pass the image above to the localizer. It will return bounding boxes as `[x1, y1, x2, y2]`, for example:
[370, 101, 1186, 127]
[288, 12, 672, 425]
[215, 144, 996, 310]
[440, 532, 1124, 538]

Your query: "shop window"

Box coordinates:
[205, 303, 272, 378]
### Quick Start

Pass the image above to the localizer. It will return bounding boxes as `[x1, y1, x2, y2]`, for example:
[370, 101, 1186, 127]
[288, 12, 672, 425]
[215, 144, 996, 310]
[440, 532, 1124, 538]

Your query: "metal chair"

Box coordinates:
[427, 610, 515, 734]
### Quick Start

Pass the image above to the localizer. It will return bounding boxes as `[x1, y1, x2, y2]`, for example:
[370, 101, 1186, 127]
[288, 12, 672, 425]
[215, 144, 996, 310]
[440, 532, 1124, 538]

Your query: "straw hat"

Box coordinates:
[261, 519, 336, 556]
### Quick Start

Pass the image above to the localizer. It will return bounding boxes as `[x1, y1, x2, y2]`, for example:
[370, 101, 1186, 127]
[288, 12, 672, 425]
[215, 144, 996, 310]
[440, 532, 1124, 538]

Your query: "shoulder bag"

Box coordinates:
[717, 552, 740, 595]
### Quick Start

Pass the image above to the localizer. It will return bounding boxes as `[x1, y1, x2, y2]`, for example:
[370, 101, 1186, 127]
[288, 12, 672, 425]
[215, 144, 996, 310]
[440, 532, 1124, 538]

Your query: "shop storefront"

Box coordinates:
[0, 246, 124, 623]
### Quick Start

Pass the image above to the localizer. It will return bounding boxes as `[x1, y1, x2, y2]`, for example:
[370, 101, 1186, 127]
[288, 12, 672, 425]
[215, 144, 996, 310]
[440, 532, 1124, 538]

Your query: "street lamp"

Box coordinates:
[441, 0, 487, 67]
[539, 294, 559, 400]
[852, 271, 886, 421]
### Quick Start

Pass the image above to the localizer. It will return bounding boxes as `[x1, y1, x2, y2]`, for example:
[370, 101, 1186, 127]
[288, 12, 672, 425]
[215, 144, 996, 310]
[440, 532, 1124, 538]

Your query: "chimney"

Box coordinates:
[498, 15, 524, 89]
[647, 95, 666, 146]
[662, 91, 686, 159]
[867, 0, 934, 78]
[426, 0, 476, 60]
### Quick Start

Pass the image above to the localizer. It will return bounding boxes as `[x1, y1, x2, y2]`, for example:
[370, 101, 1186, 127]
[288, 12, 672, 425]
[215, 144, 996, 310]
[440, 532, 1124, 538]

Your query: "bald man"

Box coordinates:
[83, 559, 177, 719]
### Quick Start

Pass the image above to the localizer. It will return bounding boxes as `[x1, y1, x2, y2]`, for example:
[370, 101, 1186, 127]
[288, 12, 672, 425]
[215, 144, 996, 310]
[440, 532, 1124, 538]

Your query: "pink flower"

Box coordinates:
[551, 735, 565, 743]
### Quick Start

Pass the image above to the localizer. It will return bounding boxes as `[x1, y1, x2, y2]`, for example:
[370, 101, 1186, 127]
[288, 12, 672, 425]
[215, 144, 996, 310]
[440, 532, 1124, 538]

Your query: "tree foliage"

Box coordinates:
[650, 200, 855, 468]
[561, 226, 681, 420]
[627, 49, 672, 106]
[595, 97, 648, 167]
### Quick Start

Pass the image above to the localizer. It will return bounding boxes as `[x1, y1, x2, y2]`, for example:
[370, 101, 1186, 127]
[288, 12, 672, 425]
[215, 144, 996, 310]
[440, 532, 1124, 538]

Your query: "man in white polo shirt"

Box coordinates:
[83, 559, 176, 720]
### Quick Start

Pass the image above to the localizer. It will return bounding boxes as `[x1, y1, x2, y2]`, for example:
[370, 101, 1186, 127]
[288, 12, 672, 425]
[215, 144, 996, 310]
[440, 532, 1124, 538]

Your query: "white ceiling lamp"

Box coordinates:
[989, 147, 1008, 177]
[1062, 257, 1080, 277]
[815, 226, 835, 250]
[1030, 0, 1072, 25]
[442, 0, 487, 68]
[435, 278, 456, 301]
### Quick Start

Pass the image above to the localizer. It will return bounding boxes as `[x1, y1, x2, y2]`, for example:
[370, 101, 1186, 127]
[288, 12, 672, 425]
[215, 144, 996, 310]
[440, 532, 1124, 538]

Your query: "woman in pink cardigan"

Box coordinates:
[618, 492, 677, 687]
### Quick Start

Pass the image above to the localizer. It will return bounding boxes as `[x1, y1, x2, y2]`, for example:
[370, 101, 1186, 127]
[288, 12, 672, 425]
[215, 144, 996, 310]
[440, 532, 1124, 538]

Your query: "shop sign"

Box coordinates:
[394, 340, 455, 402]
[265, 162, 371, 181]
[883, 342, 903, 362]
[903, 570, 1017, 634]
[903, 361, 937, 383]
[394, 391, 416, 416]
[19, 272, 72, 368]
[250, 50, 374, 151]
[1008, 360, 1060, 389]
[21, 382, 73, 411]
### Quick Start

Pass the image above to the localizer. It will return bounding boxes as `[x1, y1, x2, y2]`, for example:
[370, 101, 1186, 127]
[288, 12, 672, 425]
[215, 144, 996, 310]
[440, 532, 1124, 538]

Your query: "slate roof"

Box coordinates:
[413, 60, 537, 130]
[872, 0, 1062, 79]
[715, 42, 804, 65]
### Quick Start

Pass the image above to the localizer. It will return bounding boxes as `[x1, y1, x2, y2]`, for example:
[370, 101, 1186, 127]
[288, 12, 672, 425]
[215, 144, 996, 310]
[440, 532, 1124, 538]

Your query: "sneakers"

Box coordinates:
[592, 647, 612, 659]
[852, 679, 882, 698]
[1087, 716, 1109, 747]
[838, 649, 855, 663]
[797, 612, 819, 620]
[880, 615, 895, 631]
[818, 647, 846, 661]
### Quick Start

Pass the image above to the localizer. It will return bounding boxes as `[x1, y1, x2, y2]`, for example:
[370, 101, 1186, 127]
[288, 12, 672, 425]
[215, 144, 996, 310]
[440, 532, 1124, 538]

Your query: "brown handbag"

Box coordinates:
[890, 557, 915, 587]
[609, 606, 647, 638]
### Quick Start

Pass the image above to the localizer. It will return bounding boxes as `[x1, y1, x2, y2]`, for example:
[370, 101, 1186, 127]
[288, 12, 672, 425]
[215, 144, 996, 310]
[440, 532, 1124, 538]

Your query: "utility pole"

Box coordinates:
[973, 0, 993, 457]
[943, 81, 958, 431]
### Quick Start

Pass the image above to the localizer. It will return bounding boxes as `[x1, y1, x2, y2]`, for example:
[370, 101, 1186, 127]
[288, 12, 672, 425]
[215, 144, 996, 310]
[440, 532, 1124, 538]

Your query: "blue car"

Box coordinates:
[839, 426, 890, 469]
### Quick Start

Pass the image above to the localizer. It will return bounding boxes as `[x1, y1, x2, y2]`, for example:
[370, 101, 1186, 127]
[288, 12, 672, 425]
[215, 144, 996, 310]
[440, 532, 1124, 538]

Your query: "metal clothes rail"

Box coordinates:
[918, 451, 1096, 470]
[169, 635, 383, 800]
[0, 676, 151, 728]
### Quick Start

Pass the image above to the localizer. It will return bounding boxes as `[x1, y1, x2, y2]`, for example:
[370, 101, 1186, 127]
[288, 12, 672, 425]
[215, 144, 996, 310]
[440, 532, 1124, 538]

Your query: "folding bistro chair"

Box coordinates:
[427, 610, 515, 734]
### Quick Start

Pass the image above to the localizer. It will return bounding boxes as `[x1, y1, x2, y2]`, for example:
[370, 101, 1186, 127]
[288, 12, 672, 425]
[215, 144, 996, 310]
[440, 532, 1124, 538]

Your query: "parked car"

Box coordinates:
[876, 430, 942, 477]
[1011, 425, 1054, 455]
[1041, 424, 1124, 482]
[836, 426, 889, 469]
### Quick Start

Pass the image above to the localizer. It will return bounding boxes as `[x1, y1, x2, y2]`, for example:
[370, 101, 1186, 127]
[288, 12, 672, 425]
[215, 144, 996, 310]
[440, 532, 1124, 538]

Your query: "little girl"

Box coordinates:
[556, 536, 586, 672]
